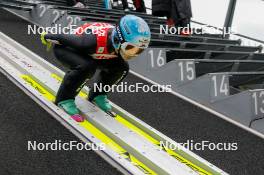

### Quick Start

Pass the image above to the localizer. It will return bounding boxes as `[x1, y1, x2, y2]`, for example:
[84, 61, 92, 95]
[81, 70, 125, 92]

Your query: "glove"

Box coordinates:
[41, 32, 52, 51]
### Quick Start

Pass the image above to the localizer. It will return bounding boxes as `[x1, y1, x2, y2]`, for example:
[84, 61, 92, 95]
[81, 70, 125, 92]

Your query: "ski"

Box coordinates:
[106, 111, 117, 118]
[70, 114, 85, 122]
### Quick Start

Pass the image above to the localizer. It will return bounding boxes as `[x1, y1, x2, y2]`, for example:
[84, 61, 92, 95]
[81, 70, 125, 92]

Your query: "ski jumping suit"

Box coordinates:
[44, 23, 129, 104]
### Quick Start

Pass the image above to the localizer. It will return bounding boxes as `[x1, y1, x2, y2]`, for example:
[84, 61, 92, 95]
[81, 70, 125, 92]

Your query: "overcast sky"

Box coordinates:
[144, 0, 264, 41]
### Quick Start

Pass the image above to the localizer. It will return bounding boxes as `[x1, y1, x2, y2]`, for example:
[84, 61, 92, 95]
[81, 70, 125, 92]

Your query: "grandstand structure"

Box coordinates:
[0, 0, 264, 174]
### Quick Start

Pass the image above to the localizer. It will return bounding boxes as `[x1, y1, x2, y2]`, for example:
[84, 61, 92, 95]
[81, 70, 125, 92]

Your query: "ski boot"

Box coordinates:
[58, 99, 84, 122]
[93, 95, 112, 112]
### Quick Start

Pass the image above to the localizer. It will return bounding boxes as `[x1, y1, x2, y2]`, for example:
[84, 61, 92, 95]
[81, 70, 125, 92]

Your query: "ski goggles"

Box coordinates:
[120, 42, 145, 56]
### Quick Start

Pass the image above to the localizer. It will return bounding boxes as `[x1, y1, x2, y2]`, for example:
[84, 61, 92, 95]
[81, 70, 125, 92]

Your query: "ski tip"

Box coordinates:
[71, 114, 85, 122]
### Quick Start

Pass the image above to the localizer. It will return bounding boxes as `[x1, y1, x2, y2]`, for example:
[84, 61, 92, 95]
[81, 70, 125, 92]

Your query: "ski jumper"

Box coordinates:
[44, 22, 129, 104]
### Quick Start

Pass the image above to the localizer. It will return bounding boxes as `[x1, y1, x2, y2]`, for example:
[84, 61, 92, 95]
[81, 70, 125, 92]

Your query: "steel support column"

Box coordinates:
[223, 0, 237, 38]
